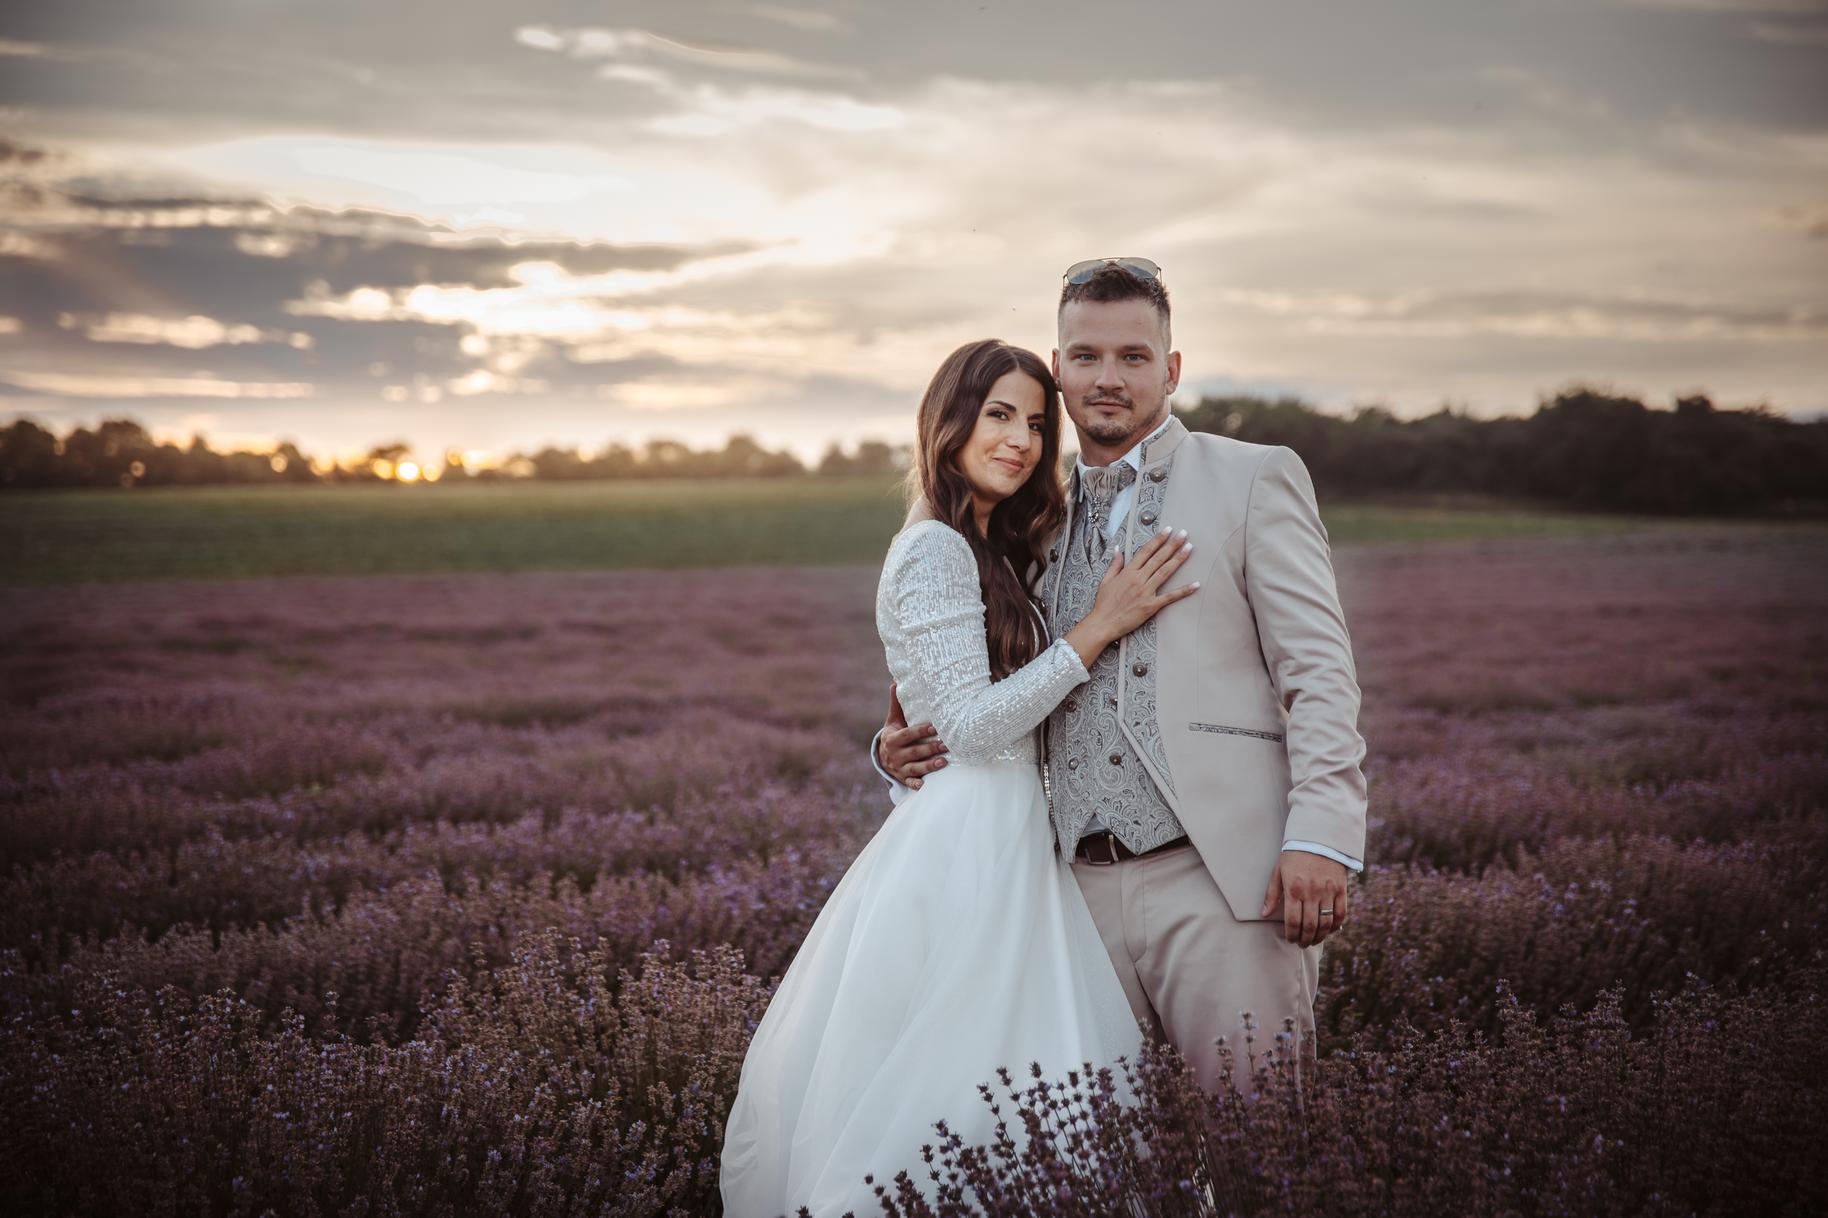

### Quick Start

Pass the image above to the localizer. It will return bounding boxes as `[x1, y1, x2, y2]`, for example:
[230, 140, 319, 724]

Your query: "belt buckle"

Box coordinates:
[1081, 831, 1121, 866]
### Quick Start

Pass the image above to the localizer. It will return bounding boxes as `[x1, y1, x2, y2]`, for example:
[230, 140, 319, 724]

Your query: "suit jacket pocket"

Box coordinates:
[1189, 721, 1285, 743]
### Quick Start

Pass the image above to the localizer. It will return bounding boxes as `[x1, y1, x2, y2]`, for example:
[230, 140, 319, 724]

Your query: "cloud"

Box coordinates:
[644, 78, 905, 135]
[3, 371, 315, 399]
[740, 5, 851, 33]
[1468, 65, 1620, 125]
[514, 24, 858, 79]
[1774, 202, 1828, 235]
[597, 377, 765, 411]
[1218, 286, 1828, 342]
[0, 136, 51, 165]
[1749, 18, 1828, 39]
[1615, 0, 1826, 11]
[507, 31, 901, 137]
[0, 142, 767, 423]
[2, 151, 755, 308]
[60, 311, 314, 349]
[0, 38, 98, 61]
[11, 0, 1822, 148]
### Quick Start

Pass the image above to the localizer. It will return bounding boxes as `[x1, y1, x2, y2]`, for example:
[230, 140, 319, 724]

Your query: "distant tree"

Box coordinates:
[644, 439, 691, 472]
[1516, 388, 1651, 510]
[714, 433, 802, 477]
[816, 439, 902, 476]
[530, 446, 588, 480]
[588, 442, 641, 478]
[851, 440, 898, 475]
[356, 441, 410, 483]
[271, 441, 317, 484]
[0, 418, 60, 486]
[1176, 387, 1828, 516]
[436, 450, 472, 483]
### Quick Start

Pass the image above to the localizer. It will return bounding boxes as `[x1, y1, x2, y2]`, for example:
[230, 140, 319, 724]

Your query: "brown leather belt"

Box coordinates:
[1073, 831, 1192, 866]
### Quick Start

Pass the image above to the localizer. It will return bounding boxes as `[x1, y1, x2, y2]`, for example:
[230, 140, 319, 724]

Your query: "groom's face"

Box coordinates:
[1052, 298, 1181, 456]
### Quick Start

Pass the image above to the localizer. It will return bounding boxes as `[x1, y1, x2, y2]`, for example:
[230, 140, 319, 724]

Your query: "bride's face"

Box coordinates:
[958, 369, 1047, 509]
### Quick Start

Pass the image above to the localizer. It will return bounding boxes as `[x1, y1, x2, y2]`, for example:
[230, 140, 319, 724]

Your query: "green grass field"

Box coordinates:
[0, 476, 1799, 584]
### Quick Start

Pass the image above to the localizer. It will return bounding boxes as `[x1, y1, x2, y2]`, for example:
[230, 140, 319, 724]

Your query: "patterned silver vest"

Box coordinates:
[1042, 453, 1186, 856]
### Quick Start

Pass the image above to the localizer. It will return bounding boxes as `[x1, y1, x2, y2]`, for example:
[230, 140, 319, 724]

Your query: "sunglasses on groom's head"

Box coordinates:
[1062, 257, 1164, 286]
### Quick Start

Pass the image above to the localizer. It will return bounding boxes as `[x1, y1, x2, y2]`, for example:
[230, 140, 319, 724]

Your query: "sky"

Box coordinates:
[1, 0, 1825, 467]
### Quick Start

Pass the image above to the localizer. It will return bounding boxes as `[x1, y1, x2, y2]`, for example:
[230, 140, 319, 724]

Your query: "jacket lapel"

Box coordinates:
[1044, 467, 1082, 626]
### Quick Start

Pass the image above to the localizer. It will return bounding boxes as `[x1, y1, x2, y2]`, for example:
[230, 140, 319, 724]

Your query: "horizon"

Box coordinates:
[2, 1, 1825, 466]
[9, 380, 1824, 472]
[11, 383, 1817, 484]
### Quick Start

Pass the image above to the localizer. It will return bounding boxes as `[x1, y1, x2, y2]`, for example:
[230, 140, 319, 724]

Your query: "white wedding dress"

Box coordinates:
[720, 519, 1144, 1218]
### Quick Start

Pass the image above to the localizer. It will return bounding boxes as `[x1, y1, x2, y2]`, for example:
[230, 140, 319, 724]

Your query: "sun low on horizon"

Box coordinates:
[2, 0, 1825, 474]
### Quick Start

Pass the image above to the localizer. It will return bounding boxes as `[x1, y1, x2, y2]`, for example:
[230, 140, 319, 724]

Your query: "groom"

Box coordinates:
[873, 257, 1368, 1096]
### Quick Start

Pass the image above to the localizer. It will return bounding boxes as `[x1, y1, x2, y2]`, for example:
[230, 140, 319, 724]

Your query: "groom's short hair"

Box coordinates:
[1057, 264, 1172, 347]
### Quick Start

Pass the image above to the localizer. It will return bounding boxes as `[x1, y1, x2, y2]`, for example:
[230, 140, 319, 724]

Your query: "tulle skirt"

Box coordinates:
[720, 759, 1144, 1218]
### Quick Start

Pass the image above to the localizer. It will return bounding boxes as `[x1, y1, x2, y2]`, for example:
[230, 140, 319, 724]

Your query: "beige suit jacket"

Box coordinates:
[1038, 417, 1369, 922]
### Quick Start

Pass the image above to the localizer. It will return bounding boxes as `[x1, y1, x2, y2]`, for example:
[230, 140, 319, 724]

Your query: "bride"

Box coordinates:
[719, 338, 1199, 1217]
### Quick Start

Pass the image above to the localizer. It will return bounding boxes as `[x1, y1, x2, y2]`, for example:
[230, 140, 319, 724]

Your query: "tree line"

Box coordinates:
[0, 421, 900, 488]
[1185, 387, 1827, 516]
[2, 385, 1823, 515]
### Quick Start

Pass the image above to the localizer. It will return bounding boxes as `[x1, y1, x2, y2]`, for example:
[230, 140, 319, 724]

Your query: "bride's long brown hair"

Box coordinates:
[906, 339, 1067, 679]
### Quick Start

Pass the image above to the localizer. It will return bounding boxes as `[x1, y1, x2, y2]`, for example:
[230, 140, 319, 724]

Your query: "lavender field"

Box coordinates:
[4, 522, 1827, 1216]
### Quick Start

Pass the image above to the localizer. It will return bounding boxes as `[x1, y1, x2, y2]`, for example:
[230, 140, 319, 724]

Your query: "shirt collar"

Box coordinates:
[1076, 411, 1175, 477]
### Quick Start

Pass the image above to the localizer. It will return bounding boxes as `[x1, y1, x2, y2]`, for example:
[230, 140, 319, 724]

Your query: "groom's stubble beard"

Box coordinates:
[1070, 387, 1171, 452]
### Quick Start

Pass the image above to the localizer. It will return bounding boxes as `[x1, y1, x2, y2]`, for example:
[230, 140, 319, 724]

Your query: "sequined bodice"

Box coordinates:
[876, 520, 1089, 765]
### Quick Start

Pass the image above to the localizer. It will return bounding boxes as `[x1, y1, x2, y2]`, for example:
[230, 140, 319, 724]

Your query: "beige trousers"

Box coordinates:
[1070, 841, 1322, 1097]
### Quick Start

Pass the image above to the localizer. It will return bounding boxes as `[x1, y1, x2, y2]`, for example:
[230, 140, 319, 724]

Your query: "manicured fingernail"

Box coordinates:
[1158, 524, 1171, 535]
[1190, 581, 1201, 589]
[1176, 529, 1188, 539]
[1180, 542, 1192, 552]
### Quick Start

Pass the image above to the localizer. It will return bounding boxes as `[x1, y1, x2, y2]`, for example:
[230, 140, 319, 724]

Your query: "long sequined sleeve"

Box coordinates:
[880, 521, 1089, 763]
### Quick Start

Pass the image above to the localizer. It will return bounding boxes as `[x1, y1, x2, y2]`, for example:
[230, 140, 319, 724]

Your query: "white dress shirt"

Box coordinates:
[873, 412, 1364, 873]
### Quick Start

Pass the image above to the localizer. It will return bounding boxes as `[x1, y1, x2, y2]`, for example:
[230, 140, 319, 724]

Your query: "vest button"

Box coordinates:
[1140, 509, 1157, 526]
[1049, 548, 1058, 562]
[1149, 467, 1166, 482]
[1107, 694, 1118, 708]
[1132, 661, 1149, 677]
[1067, 757, 1080, 770]
[1109, 753, 1123, 765]
[1064, 697, 1078, 713]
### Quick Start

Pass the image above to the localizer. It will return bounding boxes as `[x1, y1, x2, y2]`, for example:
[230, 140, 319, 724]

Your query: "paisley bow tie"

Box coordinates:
[1080, 462, 1137, 567]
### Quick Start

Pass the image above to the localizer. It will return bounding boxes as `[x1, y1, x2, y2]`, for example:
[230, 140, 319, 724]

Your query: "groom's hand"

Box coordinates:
[880, 682, 948, 790]
[1260, 851, 1350, 947]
